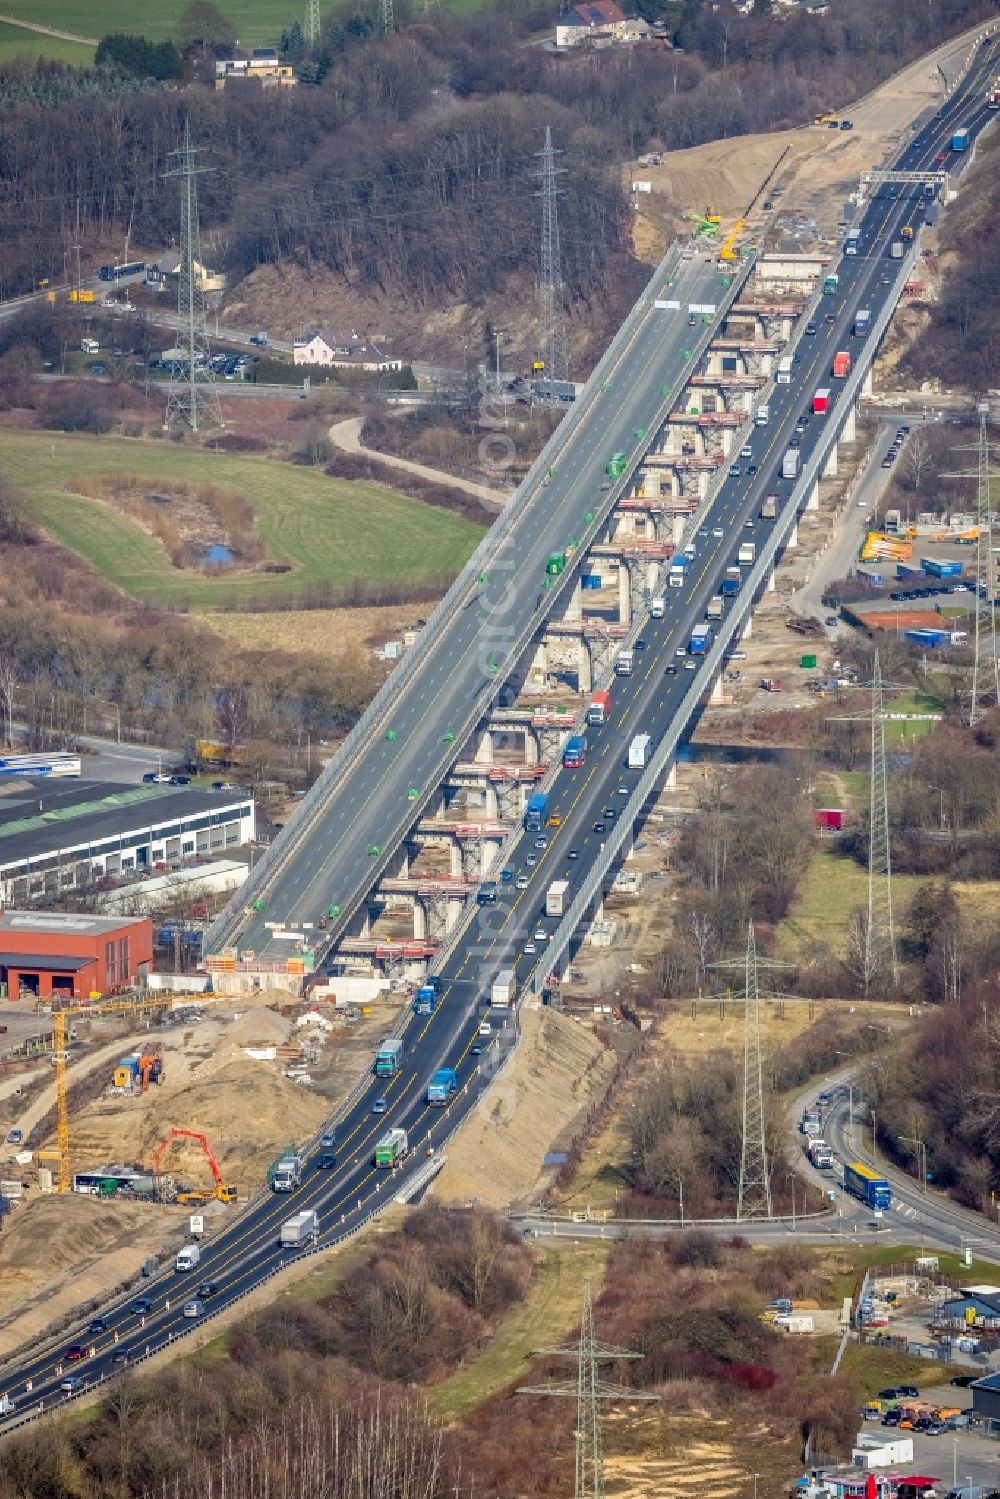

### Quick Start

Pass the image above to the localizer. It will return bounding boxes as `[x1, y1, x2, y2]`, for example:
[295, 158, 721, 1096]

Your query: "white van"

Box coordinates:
[80, 338, 99, 355]
[175, 1244, 201, 1272]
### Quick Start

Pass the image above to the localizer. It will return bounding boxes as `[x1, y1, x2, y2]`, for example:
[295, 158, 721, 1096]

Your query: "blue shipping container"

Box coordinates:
[905, 629, 948, 647]
[581, 575, 602, 590]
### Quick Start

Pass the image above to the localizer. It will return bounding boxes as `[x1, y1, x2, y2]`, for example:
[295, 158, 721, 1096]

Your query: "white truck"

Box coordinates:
[760, 493, 778, 520]
[755, 403, 769, 426]
[782, 449, 801, 481]
[175, 1244, 201, 1272]
[738, 541, 756, 566]
[491, 968, 516, 1006]
[280, 1209, 320, 1248]
[615, 649, 634, 676]
[707, 596, 724, 619]
[271, 1153, 302, 1192]
[546, 879, 569, 917]
[628, 733, 652, 769]
[650, 595, 665, 619]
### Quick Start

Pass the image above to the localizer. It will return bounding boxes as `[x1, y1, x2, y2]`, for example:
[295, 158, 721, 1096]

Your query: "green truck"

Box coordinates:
[605, 451, 627, 481]
[374, 1128, 408, 1168]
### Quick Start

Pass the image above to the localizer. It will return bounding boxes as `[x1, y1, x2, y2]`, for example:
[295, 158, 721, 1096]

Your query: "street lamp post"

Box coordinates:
[900, 1134, 927, 1194]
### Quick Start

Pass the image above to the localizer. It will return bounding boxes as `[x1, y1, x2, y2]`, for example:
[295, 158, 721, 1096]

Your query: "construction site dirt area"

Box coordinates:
[201, 602, 435, 663]
[429, 1005, 617, 1210]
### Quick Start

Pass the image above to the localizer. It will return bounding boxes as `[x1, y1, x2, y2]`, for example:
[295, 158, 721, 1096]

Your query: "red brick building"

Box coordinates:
[0, 911, 154, 1002]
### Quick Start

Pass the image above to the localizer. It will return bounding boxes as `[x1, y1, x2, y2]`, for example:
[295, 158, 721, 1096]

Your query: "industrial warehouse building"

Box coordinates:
[0, 911, 153, 1001]
[0, 779, 256, 907]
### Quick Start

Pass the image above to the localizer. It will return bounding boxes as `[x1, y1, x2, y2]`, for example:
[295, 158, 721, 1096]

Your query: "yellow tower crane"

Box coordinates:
[53, 996, 170, 1193]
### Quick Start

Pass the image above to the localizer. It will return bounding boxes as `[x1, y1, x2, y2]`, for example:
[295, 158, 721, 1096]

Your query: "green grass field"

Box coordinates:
[779, 846, 924, 958]
[883, 686, 946, 747]
[0, 18, 94, 63]
[2, 429, 482, 608]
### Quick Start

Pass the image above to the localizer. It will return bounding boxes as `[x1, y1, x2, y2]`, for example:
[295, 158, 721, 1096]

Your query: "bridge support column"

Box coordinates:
[578, 639, 593, 694]
[767, 568, 776, 593]
[446, 897, 464, 932]
[665, 761, 677, 791]
[618, 564, 631, 626]
[672, 513, 686, 547]
[526, 640, 547, 692]
[742, 613, 752, 641]
[842, 404, 857, 443]
[823, 445, 838, 479]
[450, 840, 463, 878]
[524, 728, 540, 765]
[710, 673, 725, 705]
[787, 519, 798, 548]
[807, 480, 820, 511]
[474, 730, 494, 765]
[484, 781, 499, 819]
[396, 846, 410, 879]
[560, 580, 582, 623]
[862, 368, 873, 398]
[413, 900, 427, 940]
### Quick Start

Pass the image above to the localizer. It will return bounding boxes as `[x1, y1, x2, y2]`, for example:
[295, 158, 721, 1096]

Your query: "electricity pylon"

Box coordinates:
[163, 119, 221, 434]
[942, 402, 998, 725]
[711, 923, 783, 1219]
[536, 127, 569, 385]
[305, 0, 321, 46]
[378, 0, 394, 33]
[829, 650, 897, 995]
[518, 1280, 658, 1499]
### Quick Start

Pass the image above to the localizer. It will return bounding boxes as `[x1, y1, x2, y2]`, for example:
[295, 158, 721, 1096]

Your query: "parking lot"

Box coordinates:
[874, 1385, 1000, 1491]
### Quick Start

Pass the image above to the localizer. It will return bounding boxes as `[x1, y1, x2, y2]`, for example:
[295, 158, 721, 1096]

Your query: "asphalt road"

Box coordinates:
[213, 251, 743, 963]
[0, 39, 997, 1427]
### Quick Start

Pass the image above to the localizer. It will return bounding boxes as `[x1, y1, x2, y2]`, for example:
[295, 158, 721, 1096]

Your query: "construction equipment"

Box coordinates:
[684, 209, 720, 238]
[719, 217, 752, 261]
[53, 997, 170, 1192]
[151, 1126, 237, 1205]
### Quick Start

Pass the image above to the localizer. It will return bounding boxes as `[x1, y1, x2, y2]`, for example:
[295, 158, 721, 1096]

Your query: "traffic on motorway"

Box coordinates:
[1, 37, 997, 1425]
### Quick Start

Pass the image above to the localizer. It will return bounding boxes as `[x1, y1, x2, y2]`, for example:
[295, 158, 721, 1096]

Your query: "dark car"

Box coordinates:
[951, 1374, 975, 1387]
[196, 1282, 220, 1299]
[111, 1351, 130, 1367]
[131, 1297, 153, 1316]
[635, 638, 647, 651]
[747, 463, 758, 476]
[142, 771, 159, 783]
[878, 1387, 898, 1399]
[665, 664, 677, 676]
[603, 809, 616, 821]
[87, 1316, 109, 1335]
[593, 822, 606, 834]
[881, 1410, 901, 1427]
[804, 322, 817, 335]
[567, 848, 579, 860]
[64, 1343, 88, 1362]
[169, 774, 191, 785]
[896, 1385, 919, 1398]
[316, 1152, 336, 1169]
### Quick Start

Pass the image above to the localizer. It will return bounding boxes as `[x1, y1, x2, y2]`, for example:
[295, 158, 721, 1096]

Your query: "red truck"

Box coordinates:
[587, 689, 612, 726]
[832, 351, 851, 379]
[814, 807, 844, 830]
[813, 387, 831, 414]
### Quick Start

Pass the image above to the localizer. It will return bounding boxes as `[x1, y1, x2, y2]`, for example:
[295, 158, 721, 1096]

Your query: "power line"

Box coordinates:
[866, 649, 897, 992]
[536, 126, 569, 385]
[305, 0, 321, 47]
[709, 924, 777, 1219]
[942, 403, 999, 725]
[162, 118, 221, 435]
[379, 0, 395, 35]
[518, 1279, 658, 1499]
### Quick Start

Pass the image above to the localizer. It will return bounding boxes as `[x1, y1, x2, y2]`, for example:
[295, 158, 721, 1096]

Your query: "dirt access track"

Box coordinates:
[629, 19, 990, 261]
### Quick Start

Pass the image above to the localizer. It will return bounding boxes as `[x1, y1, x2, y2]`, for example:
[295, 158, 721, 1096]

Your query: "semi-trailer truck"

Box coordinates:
[562, 733, 586, 768]
[280, 1209, 320, 1248]
[668, 556, 690, 589]
[374, 1037, 404, 1077]
[808, 1140, 833, 1170]
[491, 968, 516, 1006]
[833, 351, 851, 379]
[414, 985, 438, 1015]
[525, 792, 549, 831]
[628, 733, 652, 768]
[587, 690, 612, 725]
[843, 1161, 892, 1210]
[822, 272, 839, 294]
[616, 649, 634, 676]
[546, 879, 570, 917]
[782, 449, 801, 480]
[689, 624, 712, 655]
[426, 1068, 457, 1105]
[375, 1128, 408, 1168]
[271, 1153, 302, 1192]
[761, 493, 778, 520]
[844, 232, 860, 255]
[738, 541, 756, 566]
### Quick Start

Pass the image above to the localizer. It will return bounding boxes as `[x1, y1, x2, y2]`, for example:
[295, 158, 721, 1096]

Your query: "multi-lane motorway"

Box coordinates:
[1, 36, 998, 1424]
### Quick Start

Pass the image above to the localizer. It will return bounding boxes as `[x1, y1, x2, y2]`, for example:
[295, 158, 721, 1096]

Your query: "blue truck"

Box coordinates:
[374, 1037, 404, 1077]
[951, 127, 970, 151]
[524, 792, 549, 831]
[562, 734, 587, 768]
[414, 986, 438, 1015]
[843, 1161, 892, 1211]
[426, 1068, 458, 1105]
[720, 573, 741, 598]
[689, 623, 712, 655]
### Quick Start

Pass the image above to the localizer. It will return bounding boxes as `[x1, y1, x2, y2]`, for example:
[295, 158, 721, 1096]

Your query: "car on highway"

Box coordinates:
[64, 1343, 88, 1362]
[593, 821, 606, 834]
[698, 527, 709, 537]
[804, 321, 817, 335]
[635, 638, 647, 650]
[111, 1351, 130, 1368]
[471, 1043, 483, 1056]
[534, 837, 548, 850]
[603, 808, 616, 820]
[130, 1297, 153, 1316]
[881, 457, 892, 468]
[320, 1133, 335, 1149]
[824, 312, 835, 324]
[747, 463, 757, 476]
[712, 527, 723, 538]
[316, 1153, 336, 1169]
[60, 1375, 86, 1395]
[664, 664, 677, 676]
[196, 1282, 220, 1299]
[372, 1097, 388, 1114]
[744, 518, 753, 529]
[516, 875, 529, 889]
[478, 1022, 492, 1036]
[616, 784, 628, 795]
[683, 660, 697, 671]
[183, 1300, 204, 1319]
[524, 941, 536, 953]
[740, 444, 753, 459]
[729, 464, 741, 477]
[567, 849, 579, 859]
[526, 853, 538, 867]
[87, 1317, 109, 1334]
[675, 646, 686, 656]
[533, 929, 548, 942]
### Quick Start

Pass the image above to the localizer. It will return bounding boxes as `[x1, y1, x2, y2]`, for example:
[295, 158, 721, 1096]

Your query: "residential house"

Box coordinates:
[146, 253, 225, 295]
[292, 329, 403, 372]
[555, 0, 634, 48]
[215, 49, 297, 90]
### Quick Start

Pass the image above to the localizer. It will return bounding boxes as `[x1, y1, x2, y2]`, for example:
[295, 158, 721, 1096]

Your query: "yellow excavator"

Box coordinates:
[719, 217, 751, 261]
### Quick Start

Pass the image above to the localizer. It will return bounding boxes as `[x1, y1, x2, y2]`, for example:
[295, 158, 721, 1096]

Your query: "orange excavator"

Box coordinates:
[151, 1126, 237, 1206]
